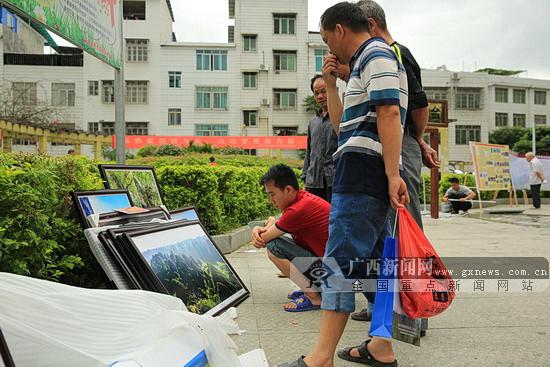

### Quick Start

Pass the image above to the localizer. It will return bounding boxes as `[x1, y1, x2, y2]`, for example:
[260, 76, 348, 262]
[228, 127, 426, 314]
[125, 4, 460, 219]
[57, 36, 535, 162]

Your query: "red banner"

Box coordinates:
[113, 136, 308, 150]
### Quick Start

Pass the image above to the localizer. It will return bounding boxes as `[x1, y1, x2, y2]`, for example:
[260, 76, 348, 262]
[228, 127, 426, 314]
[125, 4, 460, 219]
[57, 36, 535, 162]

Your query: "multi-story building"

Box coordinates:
[1, 0, 549, 162]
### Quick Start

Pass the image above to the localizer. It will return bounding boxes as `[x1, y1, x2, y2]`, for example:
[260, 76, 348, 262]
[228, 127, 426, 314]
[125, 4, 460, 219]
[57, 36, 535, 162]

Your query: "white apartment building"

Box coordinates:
[1, 0, 549, 162]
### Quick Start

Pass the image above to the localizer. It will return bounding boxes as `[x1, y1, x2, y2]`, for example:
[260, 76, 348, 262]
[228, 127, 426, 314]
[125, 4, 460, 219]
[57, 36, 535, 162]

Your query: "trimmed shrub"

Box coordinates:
[0, 153, 108, 287]
[136, 144, 158, 157]
[156, 144, 183, 156]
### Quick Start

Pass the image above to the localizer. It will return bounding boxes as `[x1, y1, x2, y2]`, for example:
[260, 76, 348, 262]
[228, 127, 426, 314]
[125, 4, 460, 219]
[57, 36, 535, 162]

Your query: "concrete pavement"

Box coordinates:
[227, 204, 550, 367]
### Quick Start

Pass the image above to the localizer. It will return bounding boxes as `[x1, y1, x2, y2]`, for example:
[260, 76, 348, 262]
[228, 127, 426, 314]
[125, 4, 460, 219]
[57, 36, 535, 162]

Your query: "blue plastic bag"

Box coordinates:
[368, 236, 397, 338]
[369, 235, 422, 346]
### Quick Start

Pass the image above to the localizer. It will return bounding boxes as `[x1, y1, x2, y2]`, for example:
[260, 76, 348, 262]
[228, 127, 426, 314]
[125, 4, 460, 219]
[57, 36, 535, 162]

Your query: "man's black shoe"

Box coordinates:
[350, 309, 371, 321]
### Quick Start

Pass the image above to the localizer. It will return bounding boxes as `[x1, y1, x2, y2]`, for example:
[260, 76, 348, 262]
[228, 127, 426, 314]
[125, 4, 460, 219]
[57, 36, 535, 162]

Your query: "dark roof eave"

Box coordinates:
[166, 0, 175, 22]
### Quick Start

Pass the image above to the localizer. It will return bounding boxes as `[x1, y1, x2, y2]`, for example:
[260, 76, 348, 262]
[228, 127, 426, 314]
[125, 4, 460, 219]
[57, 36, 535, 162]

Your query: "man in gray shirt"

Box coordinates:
[444, 177, 476, 214]
[302, 75, 338, 203]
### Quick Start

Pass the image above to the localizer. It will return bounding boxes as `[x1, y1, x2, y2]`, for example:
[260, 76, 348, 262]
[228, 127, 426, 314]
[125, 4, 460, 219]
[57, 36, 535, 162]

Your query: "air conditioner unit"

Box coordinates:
[452, 72, 460, 80]
[259, 64, 268, 71]
[261, 98, 270, 106]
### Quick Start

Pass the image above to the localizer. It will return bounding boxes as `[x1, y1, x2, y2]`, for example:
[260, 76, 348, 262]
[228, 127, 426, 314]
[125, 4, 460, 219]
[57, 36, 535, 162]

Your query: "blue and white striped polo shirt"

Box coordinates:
[332, 36, 408, 202]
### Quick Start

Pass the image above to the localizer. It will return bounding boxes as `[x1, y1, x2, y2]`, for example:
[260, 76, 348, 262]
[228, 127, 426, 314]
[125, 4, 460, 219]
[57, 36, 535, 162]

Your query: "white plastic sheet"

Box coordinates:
[0, 272, 244, 367]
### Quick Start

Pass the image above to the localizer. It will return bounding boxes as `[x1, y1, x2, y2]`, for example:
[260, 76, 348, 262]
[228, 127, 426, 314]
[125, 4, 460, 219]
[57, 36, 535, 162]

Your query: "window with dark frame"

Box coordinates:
[273, 13, 296, 34]
[455, 125, 481, 145]
[243, 110, 258, 126]
[88, 81, 99, 96]
[495, 112, 508, 127]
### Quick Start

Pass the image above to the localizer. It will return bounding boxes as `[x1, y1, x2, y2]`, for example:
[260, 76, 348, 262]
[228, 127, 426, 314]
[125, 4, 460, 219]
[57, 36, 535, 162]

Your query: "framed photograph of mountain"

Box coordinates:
[0, 327, 16, 367]
[72, 189, 133, 228]
[99, 165, 164, 208]
[170, 206, 200, 222]
[122, 221, 249, 316]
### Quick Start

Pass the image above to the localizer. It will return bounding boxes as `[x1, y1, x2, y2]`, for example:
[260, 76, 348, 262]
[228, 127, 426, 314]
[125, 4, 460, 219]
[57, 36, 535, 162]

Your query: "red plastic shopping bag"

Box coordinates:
[397, 207, 455, 318]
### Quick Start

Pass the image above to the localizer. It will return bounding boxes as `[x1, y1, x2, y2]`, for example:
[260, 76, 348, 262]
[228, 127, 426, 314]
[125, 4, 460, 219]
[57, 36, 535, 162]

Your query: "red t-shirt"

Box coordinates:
[275, 190, 330, 257]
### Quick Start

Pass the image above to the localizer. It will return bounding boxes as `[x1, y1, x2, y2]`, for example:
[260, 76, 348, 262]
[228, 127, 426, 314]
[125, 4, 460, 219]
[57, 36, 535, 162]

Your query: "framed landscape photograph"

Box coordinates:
[99, 165, 164, 208]
[72, 189, 133, 228]
[170, 206, 200, 222]
[123, 220, 249, 316]
[0, 327, 16, 367]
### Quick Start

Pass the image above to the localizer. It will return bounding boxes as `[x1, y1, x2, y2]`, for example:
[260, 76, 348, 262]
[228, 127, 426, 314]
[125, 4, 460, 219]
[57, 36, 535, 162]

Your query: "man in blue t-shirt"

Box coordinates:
[280, 2, 408, 367]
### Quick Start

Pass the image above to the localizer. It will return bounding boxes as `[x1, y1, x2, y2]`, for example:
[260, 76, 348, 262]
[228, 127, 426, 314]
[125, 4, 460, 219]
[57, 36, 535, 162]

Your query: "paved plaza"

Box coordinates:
[228, 205, 550, 367]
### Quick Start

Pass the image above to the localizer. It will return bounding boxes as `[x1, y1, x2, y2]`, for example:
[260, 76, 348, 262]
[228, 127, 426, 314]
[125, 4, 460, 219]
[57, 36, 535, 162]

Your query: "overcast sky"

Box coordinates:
[172, 0, 550, 80]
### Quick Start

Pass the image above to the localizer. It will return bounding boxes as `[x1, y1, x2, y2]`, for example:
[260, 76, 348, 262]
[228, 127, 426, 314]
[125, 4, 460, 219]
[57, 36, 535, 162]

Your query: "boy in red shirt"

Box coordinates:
[252, 164, 330, 312]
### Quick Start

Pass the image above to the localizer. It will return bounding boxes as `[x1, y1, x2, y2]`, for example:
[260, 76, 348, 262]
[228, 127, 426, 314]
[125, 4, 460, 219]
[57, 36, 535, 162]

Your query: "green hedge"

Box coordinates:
[158, 165, 276, 234]
[0, 153, 108, 287]
[129, 153, 304, 169]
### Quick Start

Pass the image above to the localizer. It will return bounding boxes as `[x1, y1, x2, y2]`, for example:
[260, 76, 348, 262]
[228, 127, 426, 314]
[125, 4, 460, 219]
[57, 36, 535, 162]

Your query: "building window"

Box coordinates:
[126, 39, 148, 62]
[196, 49, 228, 71]
[125, 81, 148, 104]
[273, 89, 297, 109]
[495, 88, 508, 103]
[126, 122, 149, 135]
[88, 81, 99, 96]
[243, 110, 258, 126]
[195, 87, 228, 109]
[51, 83, 75, 106]
[513, 89, 526, 104]
[88, 122, 99, 133]
[274, 126, 298, 136]
[273, 14, 296, 34]
[535, 115, 547, 126]
[169, 71, 181, 88]
[513, 113, 526, 127]
[455, 125, 481, 145]
[228, 0, 235, 18]
[195, 124, 229, 136]
[314, 49, 328, 73]
[123, 1, 146, 20]
[101, 122, 115, 135]
[168, 108, 182, 126]
[424, 87, 448, 101]
[455, 88, 481, 109]
[274, 50, 297, 71]
[12, 82, 37, 105]
[495, 112, 508, 127]
[534, 90, 547, 105]
[243, 35, 257, 52]
[243, 72, 257, 89]
[102, 80, 114, 103]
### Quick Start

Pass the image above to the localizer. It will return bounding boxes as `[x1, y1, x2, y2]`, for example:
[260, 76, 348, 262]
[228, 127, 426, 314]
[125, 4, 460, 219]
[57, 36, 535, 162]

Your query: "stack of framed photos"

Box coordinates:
[73, 164, 247, 316]
[72, 189, 169, 228]
[96, 220, 249, 316]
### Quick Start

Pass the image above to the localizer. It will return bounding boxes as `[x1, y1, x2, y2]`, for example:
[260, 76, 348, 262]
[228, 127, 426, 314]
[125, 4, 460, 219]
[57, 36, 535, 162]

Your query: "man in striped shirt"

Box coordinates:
[280, 2, 408, 367]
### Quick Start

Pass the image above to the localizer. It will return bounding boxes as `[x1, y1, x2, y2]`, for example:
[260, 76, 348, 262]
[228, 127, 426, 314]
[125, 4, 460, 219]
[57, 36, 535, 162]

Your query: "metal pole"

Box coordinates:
[532, 124, 536, 155]
[114, 0, 126, 163]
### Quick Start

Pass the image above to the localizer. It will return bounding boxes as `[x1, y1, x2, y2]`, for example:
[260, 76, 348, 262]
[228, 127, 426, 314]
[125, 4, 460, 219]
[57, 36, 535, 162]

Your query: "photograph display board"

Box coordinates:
[72, 189, 133, 228]
[99, 165, 164, 208]
[469, 143, 513, 191]
[510, 154, 550, 191]
[123, 221, 249, 316]
[3, 0, 122, 68]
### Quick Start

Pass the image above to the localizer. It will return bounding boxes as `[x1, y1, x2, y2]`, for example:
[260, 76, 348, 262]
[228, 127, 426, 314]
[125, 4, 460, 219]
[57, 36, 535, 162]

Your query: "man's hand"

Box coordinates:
[336, 61, 350, 82]
[388, 176, 409, 209]
[322, 54, 338, 87]
[251, 226, 267, 248]
[443, 196, 449, 203]
[459, 197, 467, 202]
[420, 140, 440, 169]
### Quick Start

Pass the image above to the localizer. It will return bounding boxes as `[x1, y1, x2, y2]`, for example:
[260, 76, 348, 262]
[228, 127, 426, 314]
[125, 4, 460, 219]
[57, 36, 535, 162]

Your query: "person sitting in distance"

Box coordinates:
[443, 177, 476, 214]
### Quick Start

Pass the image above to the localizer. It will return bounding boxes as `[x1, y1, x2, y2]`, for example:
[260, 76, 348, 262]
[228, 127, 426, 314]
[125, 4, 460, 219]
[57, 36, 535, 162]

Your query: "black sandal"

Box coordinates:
[337, 339, 397, 366]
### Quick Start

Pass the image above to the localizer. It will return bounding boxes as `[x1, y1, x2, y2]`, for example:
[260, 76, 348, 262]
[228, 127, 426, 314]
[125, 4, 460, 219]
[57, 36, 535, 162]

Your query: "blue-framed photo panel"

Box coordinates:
[72, 189, 133, 228]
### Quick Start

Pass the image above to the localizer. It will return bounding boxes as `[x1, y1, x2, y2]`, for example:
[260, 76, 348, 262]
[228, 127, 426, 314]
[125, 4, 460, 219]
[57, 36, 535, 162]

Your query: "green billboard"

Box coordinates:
[3, 0, 122, 68]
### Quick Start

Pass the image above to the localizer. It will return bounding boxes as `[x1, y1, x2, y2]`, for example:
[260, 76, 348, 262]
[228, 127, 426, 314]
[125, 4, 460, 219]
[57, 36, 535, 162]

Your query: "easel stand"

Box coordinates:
[477, 185, 518, 215]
